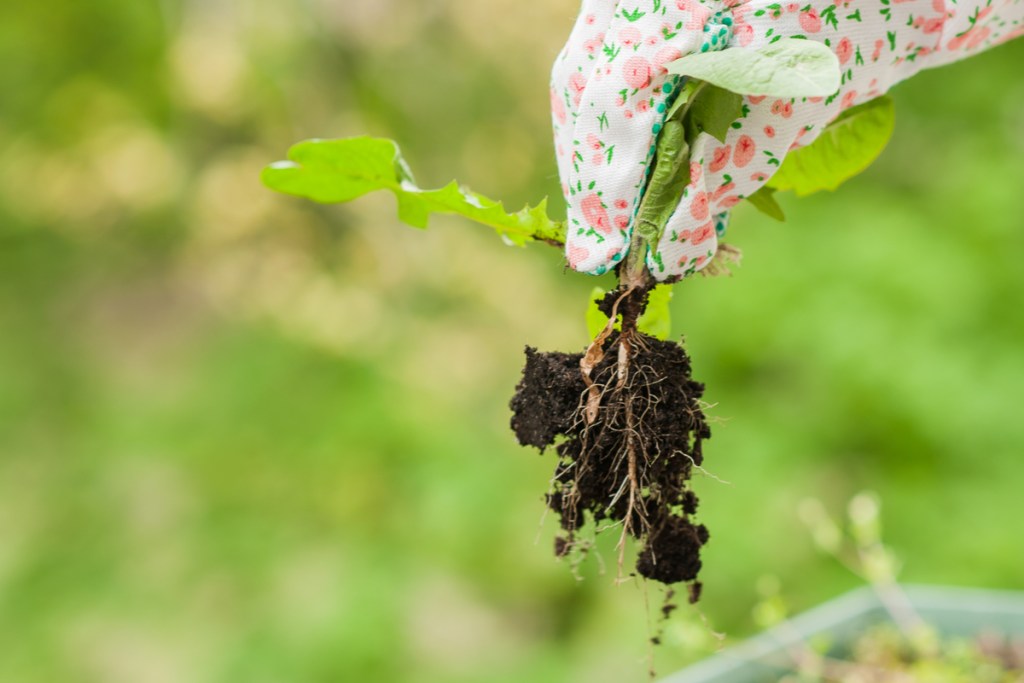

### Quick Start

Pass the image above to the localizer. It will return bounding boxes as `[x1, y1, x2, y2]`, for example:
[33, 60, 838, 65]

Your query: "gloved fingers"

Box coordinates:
[699, 95, 836, 205]
[649, 96, 835, 280]
[564, 2, 732, 275]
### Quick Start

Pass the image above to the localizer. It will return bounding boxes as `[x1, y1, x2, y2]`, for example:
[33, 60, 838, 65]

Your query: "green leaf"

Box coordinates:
[745, 186, 786, 222]
[586, 287, 610, 339]
[666, 39, 840, 98]
[262, 137, 566, 246]
[637, 284, 674, 340]
[635, 122, 689, 245]
[688, 84, 744, 143]
[666, 79, 702, 121]
[767, 96, 895, 196]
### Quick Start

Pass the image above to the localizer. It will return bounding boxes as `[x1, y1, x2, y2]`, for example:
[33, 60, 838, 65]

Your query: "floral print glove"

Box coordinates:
[552, 0, 1024, 280]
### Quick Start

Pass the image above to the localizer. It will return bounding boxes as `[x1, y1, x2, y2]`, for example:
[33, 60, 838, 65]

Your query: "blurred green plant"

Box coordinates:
[752, 494, 1024, 682]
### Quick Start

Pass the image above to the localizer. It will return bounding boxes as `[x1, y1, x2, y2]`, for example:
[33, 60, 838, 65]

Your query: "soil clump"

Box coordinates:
[510, 293, 712, 591]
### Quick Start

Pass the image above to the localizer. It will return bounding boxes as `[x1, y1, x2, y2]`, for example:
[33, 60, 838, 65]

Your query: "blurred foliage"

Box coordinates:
[1, 2, 1023, 682]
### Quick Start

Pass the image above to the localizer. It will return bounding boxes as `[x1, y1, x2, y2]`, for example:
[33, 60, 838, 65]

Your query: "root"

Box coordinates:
[582, 285, 650, 579]
[617, 384, 661, 583]
[617, 330, 632, 389]
[511, 290, 713, 594]
[617, 392, 641, 581]
[581, 286, 635, 425]
[676, 450, 733, 486]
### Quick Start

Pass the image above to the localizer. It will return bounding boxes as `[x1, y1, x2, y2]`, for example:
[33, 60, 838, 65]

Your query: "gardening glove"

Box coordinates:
[551, 0, 1024, 280]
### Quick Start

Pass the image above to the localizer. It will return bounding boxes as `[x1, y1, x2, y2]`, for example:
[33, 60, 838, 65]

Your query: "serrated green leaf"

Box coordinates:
[688, 84, 744, 143]
[745, 186, 786, 222]
[637, 284, 674, 340]
[768, 96, 895, 196]
[586, 287, 610, 339]
[262, 137, 566, 246]
[666, 39, 840, 98]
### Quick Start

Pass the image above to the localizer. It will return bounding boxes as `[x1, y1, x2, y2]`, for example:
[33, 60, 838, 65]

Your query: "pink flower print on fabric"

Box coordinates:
[799, 8, 822, 33]
[620, 26, 643, 47]
[677, 0, 714, 30]
[709, 145, 731, 173]
[689, 223, 716, 245]
[583, 34, 606, 54]
[689, 191, 710, 221]
[581, 194, 613, 235]
[568, 72, 588, 107]
[652, 46, 684, 75]
[733, 135, 756, 167]
[551, 89, 567, 125]
[568, 244, 591, 270]
[835, 38, 853, 65]
[623, 56, 653, 89]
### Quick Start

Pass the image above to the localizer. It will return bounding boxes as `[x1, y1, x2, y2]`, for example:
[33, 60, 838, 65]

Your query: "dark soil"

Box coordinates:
[510, 293, 712, 591]
[509, 348, 582, 450]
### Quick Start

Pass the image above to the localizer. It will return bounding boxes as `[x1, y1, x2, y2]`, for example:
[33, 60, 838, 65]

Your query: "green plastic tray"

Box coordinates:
[662, 585, 1024, 683]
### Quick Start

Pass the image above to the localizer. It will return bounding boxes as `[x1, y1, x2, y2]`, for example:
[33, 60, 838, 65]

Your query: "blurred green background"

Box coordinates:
[1, 1, 1023, 681]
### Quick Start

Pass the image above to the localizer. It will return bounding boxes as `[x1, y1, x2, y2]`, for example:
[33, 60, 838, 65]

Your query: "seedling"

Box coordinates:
[263, 40, 895, 600]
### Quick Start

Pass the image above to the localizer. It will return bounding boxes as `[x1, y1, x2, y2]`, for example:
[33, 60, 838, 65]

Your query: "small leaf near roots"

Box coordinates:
[768, 95, 895, 196]
[667, 39, 840, 98]
[262, 137, 566, 246]
[637, 285, 674, 340]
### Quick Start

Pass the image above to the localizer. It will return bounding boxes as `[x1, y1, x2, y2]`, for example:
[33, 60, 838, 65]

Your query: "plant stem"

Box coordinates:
[621, 230, 656, 292]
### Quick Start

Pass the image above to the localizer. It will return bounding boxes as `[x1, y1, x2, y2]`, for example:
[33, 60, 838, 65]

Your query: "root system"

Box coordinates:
[510, 287, 712, 596]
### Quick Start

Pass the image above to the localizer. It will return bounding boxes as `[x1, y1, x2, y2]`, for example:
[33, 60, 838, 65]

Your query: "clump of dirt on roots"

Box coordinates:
[510, 287, 711, 597]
